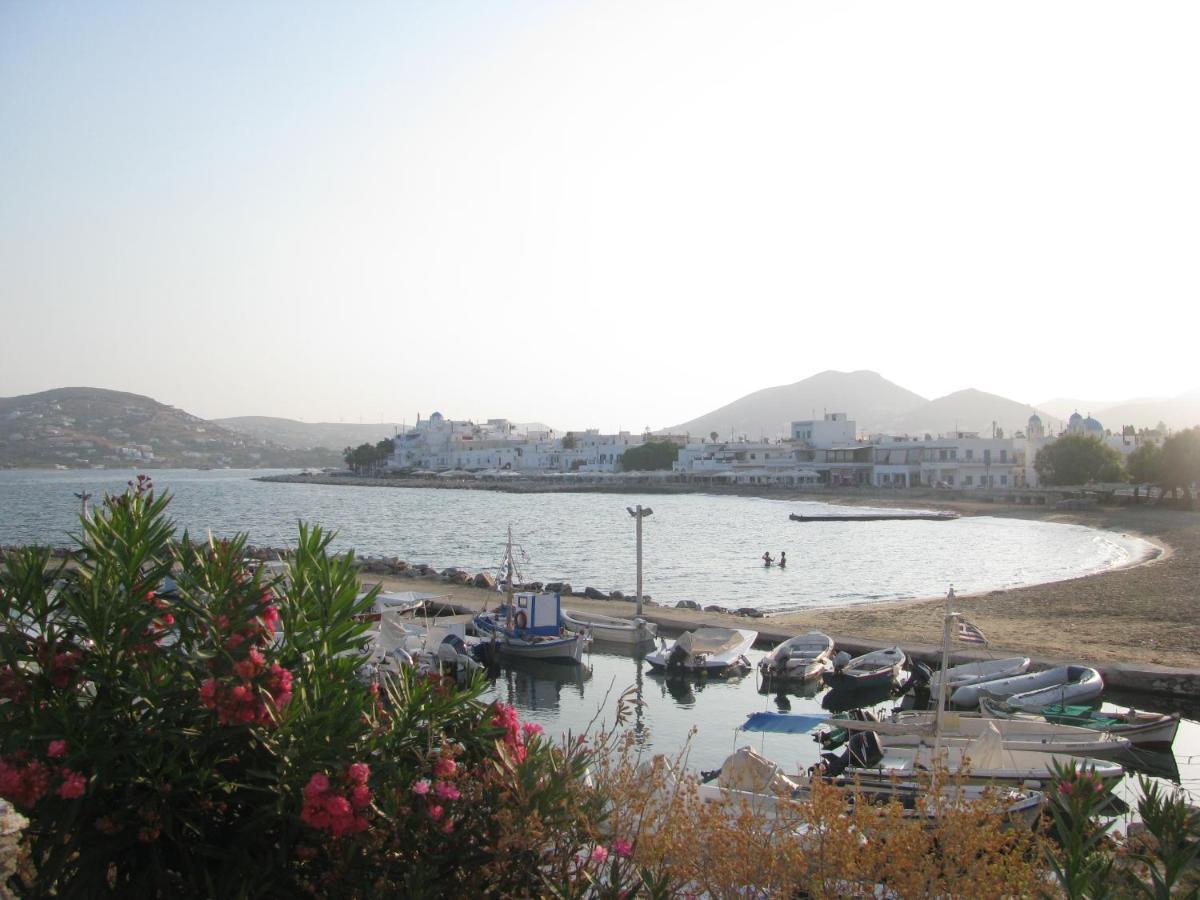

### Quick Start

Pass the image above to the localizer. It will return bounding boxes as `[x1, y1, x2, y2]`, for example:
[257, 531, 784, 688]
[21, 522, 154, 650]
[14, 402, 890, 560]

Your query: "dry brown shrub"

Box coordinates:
[591, 733, 1047, 899]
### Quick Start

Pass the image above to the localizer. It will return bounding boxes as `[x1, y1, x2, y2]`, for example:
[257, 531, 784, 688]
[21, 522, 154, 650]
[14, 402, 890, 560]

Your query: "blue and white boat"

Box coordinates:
[474, 592, 590, 663]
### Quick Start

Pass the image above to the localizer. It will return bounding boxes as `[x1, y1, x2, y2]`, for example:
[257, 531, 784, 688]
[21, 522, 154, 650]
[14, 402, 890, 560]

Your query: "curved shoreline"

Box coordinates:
[260, 473, 1200, 669]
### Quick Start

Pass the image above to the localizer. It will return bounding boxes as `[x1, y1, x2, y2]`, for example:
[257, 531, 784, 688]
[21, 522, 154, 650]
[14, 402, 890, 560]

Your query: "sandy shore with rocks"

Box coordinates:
[358, 495, 1199, 669]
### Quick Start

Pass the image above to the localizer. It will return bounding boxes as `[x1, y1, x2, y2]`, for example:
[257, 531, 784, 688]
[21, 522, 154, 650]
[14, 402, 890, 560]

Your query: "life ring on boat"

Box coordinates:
[513, 610, 528, 630]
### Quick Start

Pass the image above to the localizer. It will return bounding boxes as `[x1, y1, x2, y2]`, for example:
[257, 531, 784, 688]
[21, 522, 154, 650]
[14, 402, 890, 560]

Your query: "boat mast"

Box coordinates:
[932, 586, 957, 760]
[504, 525, 515, 631]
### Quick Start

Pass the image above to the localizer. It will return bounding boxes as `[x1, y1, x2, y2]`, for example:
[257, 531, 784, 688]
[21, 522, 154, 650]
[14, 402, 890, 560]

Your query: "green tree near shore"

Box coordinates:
[1034, 434, 1124, 485]
[342, 439, 393, 475]
[620, 441, 679, 472]
[1126, 442, 1165, 501]
[1160, 426, 1200, 500]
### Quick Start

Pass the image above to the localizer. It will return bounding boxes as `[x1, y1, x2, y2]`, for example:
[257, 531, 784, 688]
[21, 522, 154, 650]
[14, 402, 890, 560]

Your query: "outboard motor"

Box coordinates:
[847, 730, 884, 768]
[667, 644, 691, 670]
[832, 650, 852, 672]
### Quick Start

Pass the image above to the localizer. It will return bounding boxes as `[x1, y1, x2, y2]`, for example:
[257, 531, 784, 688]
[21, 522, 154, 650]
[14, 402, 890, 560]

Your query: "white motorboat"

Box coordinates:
[953, 665, 1103, 711]
[758, 631, 835, 681]
[823, 726, 1124, 788]
[828, 709, 1132, 758]
[821, 646, 906, 689]
[980, 698, 1180, 751]
[928, 656, 1031, 696]
[645, 626, 757, 674]
[366, 612, 483, 681]
[561, 608, 657, 645]
[700, 745, 1045, 827]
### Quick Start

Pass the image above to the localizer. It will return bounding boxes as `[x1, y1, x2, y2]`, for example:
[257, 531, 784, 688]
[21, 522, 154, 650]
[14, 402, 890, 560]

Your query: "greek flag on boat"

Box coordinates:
[956, 620, 988, 645]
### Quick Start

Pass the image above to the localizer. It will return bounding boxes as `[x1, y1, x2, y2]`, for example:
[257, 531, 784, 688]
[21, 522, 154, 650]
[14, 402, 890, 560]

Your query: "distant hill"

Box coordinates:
[215, 417, 399, 452]
[662, 370, 928, 440]
[883, 389, 1060, 438]
[1088, 390, 1200, 432]
[0, 388, 340, 469]
[1036, 397, 1121, 421]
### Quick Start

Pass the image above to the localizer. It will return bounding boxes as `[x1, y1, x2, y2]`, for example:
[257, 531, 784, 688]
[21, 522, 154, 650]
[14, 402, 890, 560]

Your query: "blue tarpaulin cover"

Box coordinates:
[740, 712, 829, 734]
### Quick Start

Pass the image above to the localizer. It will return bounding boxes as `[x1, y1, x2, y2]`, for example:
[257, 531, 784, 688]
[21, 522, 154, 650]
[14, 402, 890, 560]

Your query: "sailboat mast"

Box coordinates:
[504, 526, 514, 630]
[932, 587, 956, 759]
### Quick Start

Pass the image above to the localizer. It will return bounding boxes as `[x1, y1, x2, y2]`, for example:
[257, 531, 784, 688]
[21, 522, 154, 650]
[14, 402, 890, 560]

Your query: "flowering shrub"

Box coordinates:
[0, 479, 612, 897]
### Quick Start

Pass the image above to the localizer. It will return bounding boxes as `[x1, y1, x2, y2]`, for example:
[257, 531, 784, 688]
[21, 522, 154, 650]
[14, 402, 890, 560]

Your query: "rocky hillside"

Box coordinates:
[214, 416, 398, 452]
[0, 388, 340, 469]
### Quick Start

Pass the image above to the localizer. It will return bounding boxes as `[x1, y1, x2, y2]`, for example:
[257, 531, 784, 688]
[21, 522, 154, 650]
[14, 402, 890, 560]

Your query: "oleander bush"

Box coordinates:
[2, 478, 1197, 898]
[0, 478, 628, 897]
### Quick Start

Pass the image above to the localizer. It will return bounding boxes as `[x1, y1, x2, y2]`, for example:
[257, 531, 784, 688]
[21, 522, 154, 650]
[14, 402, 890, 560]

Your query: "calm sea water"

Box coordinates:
[0, 468, 1155, 614]
[0, 469, 1193, 806]
[481, 646, 1199, 817]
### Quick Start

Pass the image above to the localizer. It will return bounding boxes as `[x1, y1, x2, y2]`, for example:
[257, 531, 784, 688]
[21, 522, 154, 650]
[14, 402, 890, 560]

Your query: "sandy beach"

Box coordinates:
[362, 494, 1200, 669]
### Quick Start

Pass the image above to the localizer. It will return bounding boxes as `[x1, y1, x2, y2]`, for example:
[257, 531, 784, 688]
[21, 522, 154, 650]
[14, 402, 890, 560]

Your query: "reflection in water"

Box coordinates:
[474, 645, 1196, 810]
[492, 658, 592, 713]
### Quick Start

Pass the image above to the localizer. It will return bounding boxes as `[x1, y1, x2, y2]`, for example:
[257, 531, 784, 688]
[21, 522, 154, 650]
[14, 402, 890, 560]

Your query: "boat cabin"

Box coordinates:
[509, 592, 562, 636]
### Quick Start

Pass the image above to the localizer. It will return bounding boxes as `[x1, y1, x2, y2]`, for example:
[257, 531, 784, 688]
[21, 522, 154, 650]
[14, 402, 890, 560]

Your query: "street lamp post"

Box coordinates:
[626, 505, 653, 617]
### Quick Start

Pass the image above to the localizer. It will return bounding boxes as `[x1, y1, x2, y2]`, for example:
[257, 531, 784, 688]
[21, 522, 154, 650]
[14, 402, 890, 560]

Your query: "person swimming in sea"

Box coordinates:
[762, 551, 774, 567]
[779, 551, 787, 569]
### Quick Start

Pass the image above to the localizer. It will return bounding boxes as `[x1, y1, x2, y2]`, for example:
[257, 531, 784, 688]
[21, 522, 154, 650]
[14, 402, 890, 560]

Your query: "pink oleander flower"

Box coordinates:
[612, 838, 633, 859]
[411, 779, 431, 796]
[58, 770, 86, 799]
[590, 845, 609, 865]
[427, 804, 444, 822]
[432, 757, 456, 778]
[522, 722, 544, 738]
[47, 740, 67, 759]
[350, 784, 371, 809]
[434, 781, 460, 801]
[346, 762, 369, 784]
[307, 773, 331, 795]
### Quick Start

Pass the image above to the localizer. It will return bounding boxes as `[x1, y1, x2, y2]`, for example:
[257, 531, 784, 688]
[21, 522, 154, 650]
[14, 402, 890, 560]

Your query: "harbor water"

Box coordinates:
[0, 468, 1194, 808]
[0, 468, 1155, 614]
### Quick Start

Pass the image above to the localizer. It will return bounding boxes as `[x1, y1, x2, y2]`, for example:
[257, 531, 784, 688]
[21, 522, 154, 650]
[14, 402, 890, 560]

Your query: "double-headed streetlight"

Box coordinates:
[626, 505, 653, 617]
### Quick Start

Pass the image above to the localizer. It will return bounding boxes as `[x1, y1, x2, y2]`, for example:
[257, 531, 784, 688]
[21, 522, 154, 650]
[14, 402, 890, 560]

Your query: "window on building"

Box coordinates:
[964, 475, 973, 486]
[1000, 450, 1008, 462]
[966, 449, 974, 461]
[1001, 475, 1008, 485]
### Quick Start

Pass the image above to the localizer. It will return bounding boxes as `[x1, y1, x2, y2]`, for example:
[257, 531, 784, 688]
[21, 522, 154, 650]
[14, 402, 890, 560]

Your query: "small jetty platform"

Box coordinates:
[788, 511, 959, 523]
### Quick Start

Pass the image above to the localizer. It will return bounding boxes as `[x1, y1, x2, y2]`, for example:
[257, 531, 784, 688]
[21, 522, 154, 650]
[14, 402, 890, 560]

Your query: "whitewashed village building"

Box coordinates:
[387, 413, 644, 474]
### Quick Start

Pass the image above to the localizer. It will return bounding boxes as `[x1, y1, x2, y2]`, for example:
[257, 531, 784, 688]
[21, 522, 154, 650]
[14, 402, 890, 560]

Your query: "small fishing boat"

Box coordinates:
[561, 608, 657, 645]
[928, 656, 1031, 696]
[823, 709, 1132, 758]
[472, 529, 590, 664]
[821, 646, 906, 689]
[645, 626, 757, 674]
[473, 596, 590, 663]
[758, 631, 835, 682]
[821, 726, 1124, 788]
[953, 665, 1103, 711]
[980, 698, 1180, 751]
[699, 745, 1045, 827]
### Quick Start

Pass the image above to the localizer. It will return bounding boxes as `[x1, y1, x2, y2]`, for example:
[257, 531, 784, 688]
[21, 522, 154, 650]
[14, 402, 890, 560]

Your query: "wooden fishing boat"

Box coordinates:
[979, 698, 1180, 751]
[698, 745, 1044, 827]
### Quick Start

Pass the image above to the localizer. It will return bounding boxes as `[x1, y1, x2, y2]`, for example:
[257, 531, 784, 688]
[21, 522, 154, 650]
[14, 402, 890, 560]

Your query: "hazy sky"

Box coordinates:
[2, 2, 1197, 431]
